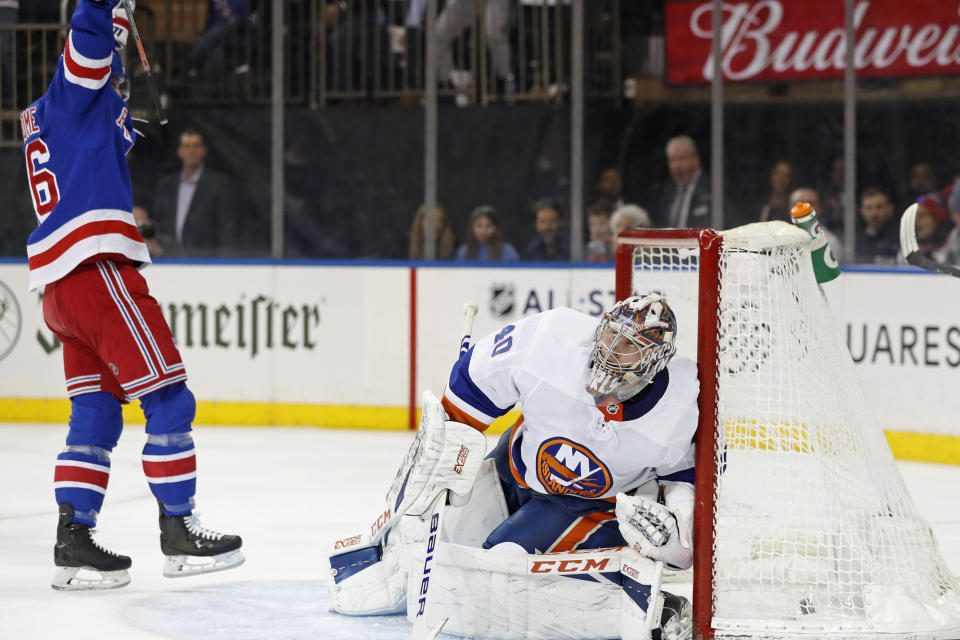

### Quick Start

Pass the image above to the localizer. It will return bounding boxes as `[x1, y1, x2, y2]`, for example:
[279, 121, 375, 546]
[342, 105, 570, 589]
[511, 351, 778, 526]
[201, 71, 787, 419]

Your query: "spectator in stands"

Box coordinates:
[455, 205, 519, 262]
[855, 187, 900, 264]
[524, 198, 569, 261]
[756, 160, 794, 223]
[184, 0, 253, 80]
[655, 135, 711, 228]
[585, 199, 616, 262]
[406, 0, 514, 103]
[409, 203, 456, 260]
[151, 128, 239, 256]
[911, 190, 952, 262]
[610, 204, 652, 238]
[907, 161, 938, 204]
[789, 186, 843, 260]
[133, 205, 163, 258]
[942, 179, 960, 265]
[594, 167, 624, 209]
[0, 0, 16, 108]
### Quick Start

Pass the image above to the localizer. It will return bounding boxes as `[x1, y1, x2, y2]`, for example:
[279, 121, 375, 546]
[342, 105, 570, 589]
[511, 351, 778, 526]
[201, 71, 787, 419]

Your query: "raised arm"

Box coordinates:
[46, 0, 117, 114]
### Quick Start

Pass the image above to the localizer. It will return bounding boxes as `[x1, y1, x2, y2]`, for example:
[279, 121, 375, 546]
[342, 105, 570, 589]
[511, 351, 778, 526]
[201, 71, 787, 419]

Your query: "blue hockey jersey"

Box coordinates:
[21, 0, 149, 292]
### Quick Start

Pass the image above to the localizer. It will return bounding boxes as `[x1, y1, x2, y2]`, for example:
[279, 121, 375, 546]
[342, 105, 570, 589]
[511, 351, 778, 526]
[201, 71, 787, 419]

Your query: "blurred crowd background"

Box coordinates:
[2, 0, 960, 265]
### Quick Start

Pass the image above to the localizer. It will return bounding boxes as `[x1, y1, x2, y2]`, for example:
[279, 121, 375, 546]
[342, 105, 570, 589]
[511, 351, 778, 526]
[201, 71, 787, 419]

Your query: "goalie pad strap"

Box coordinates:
[330, 545, 381, 585]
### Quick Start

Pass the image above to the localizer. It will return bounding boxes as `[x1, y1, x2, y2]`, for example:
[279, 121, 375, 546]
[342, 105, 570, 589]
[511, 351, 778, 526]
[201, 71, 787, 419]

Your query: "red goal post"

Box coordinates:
[615, 228, 723, 640]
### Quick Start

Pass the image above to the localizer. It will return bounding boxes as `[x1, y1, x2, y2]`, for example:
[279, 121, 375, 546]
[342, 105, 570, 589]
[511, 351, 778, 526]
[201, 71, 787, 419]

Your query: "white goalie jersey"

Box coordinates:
[441, 307, 699, 499]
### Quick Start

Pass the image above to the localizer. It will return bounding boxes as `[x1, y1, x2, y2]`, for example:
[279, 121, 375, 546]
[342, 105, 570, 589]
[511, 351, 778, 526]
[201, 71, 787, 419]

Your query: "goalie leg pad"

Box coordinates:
[620, 552, 692, 640]
[327, 515, 426, 616]
[409, 541, 623, 639]
[330, 459, 510, 619]
[620, 553, 664, 640]
[328, 545, 405, 616]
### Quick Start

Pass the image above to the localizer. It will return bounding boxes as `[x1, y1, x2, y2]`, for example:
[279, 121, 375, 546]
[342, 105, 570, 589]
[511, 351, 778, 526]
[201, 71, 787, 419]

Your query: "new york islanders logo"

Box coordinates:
[536, 438, 611, 498]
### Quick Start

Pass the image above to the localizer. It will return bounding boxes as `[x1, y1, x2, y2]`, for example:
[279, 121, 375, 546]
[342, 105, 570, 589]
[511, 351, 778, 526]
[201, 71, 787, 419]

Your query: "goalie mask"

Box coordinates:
[586, 293, 677, 405]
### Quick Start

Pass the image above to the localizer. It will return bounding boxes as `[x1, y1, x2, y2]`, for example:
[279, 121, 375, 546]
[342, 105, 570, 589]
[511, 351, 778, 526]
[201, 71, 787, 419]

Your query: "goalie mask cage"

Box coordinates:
[614, 222, 960, 640]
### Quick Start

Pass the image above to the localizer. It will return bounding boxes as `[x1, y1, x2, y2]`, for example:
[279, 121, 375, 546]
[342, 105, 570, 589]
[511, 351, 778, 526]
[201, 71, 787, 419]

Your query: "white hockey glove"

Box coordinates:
[616, 492, 693, 570]
[112, 0, 134, 50]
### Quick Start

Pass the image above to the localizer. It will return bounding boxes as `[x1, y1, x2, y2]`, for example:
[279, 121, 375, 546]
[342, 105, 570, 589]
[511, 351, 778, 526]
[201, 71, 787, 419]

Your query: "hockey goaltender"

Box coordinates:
[328, 294, 696, 640]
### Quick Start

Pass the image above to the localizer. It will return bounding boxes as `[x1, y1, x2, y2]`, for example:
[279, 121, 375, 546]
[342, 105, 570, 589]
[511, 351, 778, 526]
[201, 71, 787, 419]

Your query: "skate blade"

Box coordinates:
[163, 548, 245, 578]
[51, 566, 130, 591]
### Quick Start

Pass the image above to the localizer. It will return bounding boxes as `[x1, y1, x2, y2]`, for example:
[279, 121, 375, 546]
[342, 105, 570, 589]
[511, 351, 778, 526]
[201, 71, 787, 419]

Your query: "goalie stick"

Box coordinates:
[120, 0, 168, 125]
[413, 301, 479, 640]
[900, 203, 960, 278]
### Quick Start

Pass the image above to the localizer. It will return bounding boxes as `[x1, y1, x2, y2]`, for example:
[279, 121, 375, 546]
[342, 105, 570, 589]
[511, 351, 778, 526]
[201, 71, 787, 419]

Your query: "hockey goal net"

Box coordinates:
[614, 222, 960, 640]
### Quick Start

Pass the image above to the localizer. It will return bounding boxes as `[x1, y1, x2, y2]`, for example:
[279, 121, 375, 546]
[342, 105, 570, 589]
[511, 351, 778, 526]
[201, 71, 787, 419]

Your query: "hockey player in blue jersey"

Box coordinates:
[21, 0, 243, 590]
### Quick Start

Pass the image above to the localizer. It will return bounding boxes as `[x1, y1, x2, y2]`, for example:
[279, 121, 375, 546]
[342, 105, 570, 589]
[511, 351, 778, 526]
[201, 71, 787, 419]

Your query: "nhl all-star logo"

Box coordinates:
[0, 280, 23, 363]
[489, 283, 515, 318]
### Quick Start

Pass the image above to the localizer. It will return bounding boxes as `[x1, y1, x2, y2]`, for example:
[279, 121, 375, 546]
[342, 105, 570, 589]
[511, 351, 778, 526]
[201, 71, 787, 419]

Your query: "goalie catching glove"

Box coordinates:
[615, 487, 693, 570]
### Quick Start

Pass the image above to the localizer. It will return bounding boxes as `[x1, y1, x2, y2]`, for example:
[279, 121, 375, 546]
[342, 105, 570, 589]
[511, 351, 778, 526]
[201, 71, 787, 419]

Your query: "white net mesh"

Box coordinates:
[625, 222, 960, 639]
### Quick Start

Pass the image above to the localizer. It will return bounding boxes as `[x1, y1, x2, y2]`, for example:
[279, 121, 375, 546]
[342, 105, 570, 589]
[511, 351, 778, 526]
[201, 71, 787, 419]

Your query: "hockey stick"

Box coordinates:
[412, 301, 479, 640]
[120, 0, 168, 125]
[900, 203, 960, 278]
[642, 560, 665, 638]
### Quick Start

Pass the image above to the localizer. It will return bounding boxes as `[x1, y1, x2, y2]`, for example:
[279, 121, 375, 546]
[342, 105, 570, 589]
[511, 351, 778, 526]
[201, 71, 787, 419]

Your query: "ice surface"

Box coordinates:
[1, 424, 957, 639]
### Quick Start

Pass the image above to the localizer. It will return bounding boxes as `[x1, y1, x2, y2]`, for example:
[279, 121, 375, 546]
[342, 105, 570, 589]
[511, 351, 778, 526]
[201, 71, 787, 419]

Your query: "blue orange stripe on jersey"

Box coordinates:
[441, 395, 489, 432]
[546, 512, 617, 552]
[446, 346, 511, 422]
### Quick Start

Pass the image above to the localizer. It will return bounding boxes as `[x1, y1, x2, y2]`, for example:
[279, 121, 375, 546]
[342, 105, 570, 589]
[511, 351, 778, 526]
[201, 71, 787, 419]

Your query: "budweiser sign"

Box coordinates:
[666, 0, 960, 83]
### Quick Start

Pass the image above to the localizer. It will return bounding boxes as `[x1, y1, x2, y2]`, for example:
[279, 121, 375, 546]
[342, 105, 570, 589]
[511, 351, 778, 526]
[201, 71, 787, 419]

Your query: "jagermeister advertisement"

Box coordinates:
[0, 264, 411, 407]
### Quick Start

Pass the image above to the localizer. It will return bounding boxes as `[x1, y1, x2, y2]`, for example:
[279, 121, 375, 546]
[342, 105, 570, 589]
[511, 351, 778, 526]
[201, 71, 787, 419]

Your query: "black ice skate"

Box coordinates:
[158, 502, 244, 577]
[659, 591, 693, 640]
[52, 503, 131, 591]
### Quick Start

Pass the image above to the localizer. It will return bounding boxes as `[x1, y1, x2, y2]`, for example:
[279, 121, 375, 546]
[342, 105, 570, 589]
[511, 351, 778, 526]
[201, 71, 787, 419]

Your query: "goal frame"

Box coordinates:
[615, 228, 723, 640]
